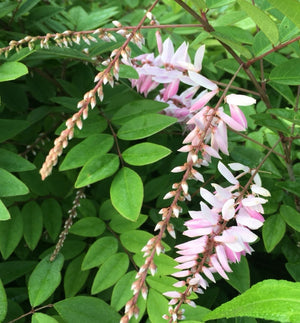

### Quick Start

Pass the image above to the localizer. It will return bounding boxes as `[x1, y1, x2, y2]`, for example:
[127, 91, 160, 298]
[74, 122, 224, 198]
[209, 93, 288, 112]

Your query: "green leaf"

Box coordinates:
[0, 168, 29, 197]
[0, 2, 17, 19]
[118, 64, 139, 79]
[280, 205, 300, 232]
[111, 100, 168, 125]
[32, 313, 59, 323]
[286, 262, 300, 282]
[269, 82, 295, 106]
[41, 199, 62, 241]
[181, 304, 211, 322]
[0, 206, 23, 259]
[269, 59, 300, 85]
[0, 62, 28, 82]
[69, 217, 105, 237]
[0, 260, 36, 285]
[59, 134, 114, 171]
[123, 142, 171, 166]
[250, 113, 290, 135]
[0, 279, 7, 322]
[15, 0, 40, 18]
[120, 230, 154, 253]
[117, 114, 176, 140]
[110, 168, 143, 221]
[215, 59, 257, 80]
[22, 201, 43, 251]
[109, 213, 147, 233]
[226, 257, 250, 293]
[268, 0, 300, 29]
[28, 254, 64, 307]
[147, 289, 169, 323]
[263, 214, 286, 252]
[203, 280, 300, 322]
[0, 199, 10, 221]
[81, 236, 118, 271]
[54, 296, 120, 323]
[0, 148, 35, 172]
[276, 181, 300, 197]
[269, 108, 300, 125]
[75, 153, 119, 188]
[0, 119, 30, 143]
[111, 271, 137, 311]
[237, 0, 279, 44]
[91, 253, 129, 294]
[64, 254, 89, 298]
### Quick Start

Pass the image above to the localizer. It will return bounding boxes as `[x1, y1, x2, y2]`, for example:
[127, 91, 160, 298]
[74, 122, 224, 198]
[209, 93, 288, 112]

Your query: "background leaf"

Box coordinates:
[0, 62, 28, 82]
[0, 168, 29, 197]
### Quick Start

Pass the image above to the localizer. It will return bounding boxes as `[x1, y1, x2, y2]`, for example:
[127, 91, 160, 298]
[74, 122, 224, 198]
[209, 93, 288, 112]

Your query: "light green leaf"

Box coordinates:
[54, 296, 120, 323]
[0, 279, 7, 322]
[263, 214, 286, 252]
[269, 59, 300, 85]
[75, 153, 119, 188]
[118, 64, 139, 79]
[41, 199, 62, 241]
[123, 142, 171, 166]
[110, 168, 143, 221]
[147, 289, 169, 323]
[0, 200, 10, 221]
[91, 253, 129, 294]
[64, 254, 89, 298]
[0, 148, 35, 172]
[60, 134, 113, 171]
[81, 236, 118, 271]
[237, 0, 279, 44]
[0, 168, 29, 197]
[112, 100, 168, 125]
[0, 62, 28, 82]
[120, 230, 154, 253]
[0, 206, 23, 259]
[203, 280, 300, 322]
[268, 0, 300, 29]
[69, 217, 105, 237]
[0, 119, 30, 143]
[32, 313, 59, 323]
[28, 254, 64, 307]
[280, 205, 300, 232]
[117, 114, 176, 140]
[22, 201, 43, 251]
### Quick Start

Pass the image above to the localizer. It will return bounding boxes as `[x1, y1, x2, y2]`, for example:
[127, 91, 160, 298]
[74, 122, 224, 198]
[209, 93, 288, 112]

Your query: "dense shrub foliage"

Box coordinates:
[0, 1, 299, 323]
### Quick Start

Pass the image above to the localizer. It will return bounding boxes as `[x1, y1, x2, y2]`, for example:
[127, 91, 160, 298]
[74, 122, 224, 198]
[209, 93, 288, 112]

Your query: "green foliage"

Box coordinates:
[0, 0, 299, 322]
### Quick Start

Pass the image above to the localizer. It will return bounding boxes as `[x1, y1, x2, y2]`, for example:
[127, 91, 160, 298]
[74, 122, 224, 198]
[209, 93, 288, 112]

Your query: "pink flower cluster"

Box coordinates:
[163, 162, 270, 309]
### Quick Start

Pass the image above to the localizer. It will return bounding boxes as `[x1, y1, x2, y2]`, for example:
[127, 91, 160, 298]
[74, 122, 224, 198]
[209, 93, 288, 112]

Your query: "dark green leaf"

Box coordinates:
[91, 253, 129, 294]
[110, 168, 143, 221]
[276, 181, 300, 197]
[0, 260, 36, 285]
[117, 114, 176, 140]
[60, 134, 114, 171]
[203, 280, 300, 322]
[22, 201, 43, 251]
[226, 257, 250, 293]
[0, 2, 17, 18]
[0, 62, 28, 82]
[123, 142, 171, 166]
[54, 296, 120, 323]
[269, 59, 300, 85]
[0, 148, 35, 172]
[215, 59, 257, 79]
[81, 236, 118, 270]
[0, 119, 30, 143]
[280, 205, 300, 232]
[0, 206, 23, 259]
[64, 254, 89, 298]
[263, 214, 286, 252]
[69, 217, 105, 237]
[286, 262, 300, 282]
[28, 254, 64, 307]
[109, 213, 147, 233]
[41, 199, 62, 241]
[112, 100, 168, 125]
